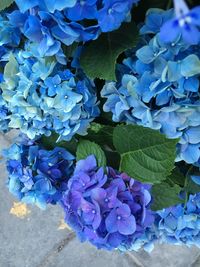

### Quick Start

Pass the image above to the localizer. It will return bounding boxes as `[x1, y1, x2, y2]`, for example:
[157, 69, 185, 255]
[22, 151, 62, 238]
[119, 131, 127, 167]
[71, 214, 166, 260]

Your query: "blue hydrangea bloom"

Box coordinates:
[0, 15, 21, 47]
[119, 190, 200, 252]
[155, 193, 200, 247]
[15, 0, 77, 13]
[101, 8, 200, 165]
[3, 137, 75, 209]
[160, 0, 200, 45]
[0, 14, 21, 77]
[8, 11, 66, 62]
[12, 0, 139, 51]
[0, 14, 22, 132]
[61, 155, 154, 250]
[65, 0, 97, 21]
[0, 95, 9, 132]
[0, 50, 99, 140]
[97, 0, 137, 32]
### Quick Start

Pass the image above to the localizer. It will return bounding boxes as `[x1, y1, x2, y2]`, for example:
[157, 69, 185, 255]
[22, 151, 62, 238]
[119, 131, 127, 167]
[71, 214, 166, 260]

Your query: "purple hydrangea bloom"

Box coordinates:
[106, 204, 136, 235]
[160, 0, 200, 45]
[61, 155, 154, 250]
[3, 137, 74, 209]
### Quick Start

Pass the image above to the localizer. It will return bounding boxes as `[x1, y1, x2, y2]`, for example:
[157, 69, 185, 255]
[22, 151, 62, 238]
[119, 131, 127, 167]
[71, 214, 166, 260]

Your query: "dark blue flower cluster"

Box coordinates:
[0, 49, 99, 140]
[61, 155, 154, 250]
[10, 0, 139, 58]
[101, 8, 200, 165]
[3, 138, 74, 209]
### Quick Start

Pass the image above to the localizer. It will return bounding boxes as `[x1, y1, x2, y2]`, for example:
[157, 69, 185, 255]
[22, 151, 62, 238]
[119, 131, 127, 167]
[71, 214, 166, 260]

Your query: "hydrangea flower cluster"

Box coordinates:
[0, 14, 22, 132]
[101, 8, 200, 165]
[119, 192, 200, 252]
[8, 0, 139, 58]
[61, 155, 154, 250]
[155, 193, 200, 248]
[3, 137, 74, 209]
[0, 49, 99, 140]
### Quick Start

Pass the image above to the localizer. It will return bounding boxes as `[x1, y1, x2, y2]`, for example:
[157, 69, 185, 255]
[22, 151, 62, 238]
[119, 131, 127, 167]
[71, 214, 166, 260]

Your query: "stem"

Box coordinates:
[184, 165, 194, 208]
[166, 0, 173, 9]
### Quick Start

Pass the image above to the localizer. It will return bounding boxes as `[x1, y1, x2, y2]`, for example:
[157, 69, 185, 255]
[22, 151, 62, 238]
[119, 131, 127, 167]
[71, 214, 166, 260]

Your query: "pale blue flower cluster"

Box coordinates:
[0, 14, 22, 132]
[101, 8, 200, 165]
[120, 192, 200, 252]
[155, 193, 200, 248]
[0, 49, 99, 140]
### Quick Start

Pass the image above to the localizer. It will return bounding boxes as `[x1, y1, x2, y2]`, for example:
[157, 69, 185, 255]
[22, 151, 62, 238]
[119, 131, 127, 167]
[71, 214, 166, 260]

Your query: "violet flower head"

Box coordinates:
[106, 203, 136, 235]
[61, 155, 154, 250]
[160, 0, 200, 44]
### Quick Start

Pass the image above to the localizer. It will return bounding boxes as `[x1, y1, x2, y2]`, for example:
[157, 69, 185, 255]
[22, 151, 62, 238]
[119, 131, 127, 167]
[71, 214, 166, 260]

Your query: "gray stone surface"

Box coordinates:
[130, 244, 200, 267]
[0, 133, 200, 267]
[40, 238, 132, 267]
[0, 157, 71, 267]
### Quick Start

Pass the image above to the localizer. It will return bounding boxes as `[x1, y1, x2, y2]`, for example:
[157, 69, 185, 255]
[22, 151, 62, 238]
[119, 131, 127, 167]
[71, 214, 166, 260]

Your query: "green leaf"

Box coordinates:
[76, 140, 107, 168]
[103, 150, 120, 170]
[86, 123, 114, 149]
[40, 133, 78, 155]
[151, 182, 183, 211]
[80, 22, 139, 81]
[82, 123, 120, 168]
[0, 0, 14, 11]
[166, 167, 185, 187]
[113, 125, 178, 184]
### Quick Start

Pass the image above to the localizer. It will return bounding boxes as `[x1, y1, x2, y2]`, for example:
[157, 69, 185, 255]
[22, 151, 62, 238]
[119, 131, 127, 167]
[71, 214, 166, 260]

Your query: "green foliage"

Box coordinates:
[151, 182, 183, 211]
[86, 123, 114, 149]
[113, 125, 178, 184]
[166, 167, 185, 187]
[76, 140, 107, 167]
[80, 22, 139, 81]
[0, 0, 14, 11]
[40, 133, 78, 155]
[81, 123, 120, 168]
